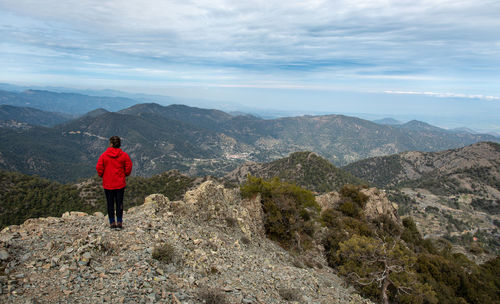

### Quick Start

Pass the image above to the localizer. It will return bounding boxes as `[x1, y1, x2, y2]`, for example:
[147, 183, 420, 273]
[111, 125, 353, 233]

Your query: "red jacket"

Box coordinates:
[96, 147, 133, 190]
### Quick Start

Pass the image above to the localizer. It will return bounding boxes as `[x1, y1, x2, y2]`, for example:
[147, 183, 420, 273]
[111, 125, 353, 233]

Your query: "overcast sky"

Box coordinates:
[0, 0, 499, 130]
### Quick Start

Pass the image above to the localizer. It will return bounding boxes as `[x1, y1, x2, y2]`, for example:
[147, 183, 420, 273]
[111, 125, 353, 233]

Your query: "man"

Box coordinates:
[96, 136, 133, 229]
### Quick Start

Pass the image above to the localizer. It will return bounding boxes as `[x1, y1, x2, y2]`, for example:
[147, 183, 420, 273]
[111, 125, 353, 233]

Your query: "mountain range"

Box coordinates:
[0, 89, 137, 115]
[0, 99, 498, 182]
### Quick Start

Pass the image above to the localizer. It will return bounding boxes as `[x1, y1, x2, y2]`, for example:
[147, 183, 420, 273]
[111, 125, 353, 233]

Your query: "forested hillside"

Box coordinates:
[0, 170, 92, 228]
[0, 170, 197, 228]
[226, 151, 365, 193]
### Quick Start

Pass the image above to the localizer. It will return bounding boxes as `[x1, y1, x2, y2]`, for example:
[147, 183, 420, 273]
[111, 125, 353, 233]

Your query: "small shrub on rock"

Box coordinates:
[321, 208, 341, 227]
[152, 242, 176, 264]
[336, 184, 370, 218]
[278, 288, 302, 302]
[240, 236, 251, 245]
[198, 288, 229, 304]
[97, 240, 119, 255]
[225, 217, 238, 227]
[209, 266, 220, 275]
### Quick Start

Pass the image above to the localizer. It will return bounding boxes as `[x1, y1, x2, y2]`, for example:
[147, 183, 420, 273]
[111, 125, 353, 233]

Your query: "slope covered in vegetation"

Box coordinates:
[241, 176, 500, 304]
[0, 170, 196, 228]
[228, 151, 365, 193]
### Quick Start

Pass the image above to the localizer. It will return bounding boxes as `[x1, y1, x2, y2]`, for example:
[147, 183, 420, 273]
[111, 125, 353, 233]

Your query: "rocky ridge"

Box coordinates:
[344, 141, 500, 256]
[0, 181, 373, 304]
[344, 141, 500, 193]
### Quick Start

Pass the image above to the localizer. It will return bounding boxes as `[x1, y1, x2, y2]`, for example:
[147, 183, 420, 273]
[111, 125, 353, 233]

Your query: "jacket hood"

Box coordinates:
[104, 147, 123, 158]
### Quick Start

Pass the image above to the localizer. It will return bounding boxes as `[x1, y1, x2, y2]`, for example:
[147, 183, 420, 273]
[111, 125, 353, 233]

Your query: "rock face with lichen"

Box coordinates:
[0, 181, 374, 304]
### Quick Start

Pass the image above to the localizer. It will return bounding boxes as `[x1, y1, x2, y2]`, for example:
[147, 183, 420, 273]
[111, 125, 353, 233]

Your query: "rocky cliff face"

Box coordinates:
[0, 181, 373, 304]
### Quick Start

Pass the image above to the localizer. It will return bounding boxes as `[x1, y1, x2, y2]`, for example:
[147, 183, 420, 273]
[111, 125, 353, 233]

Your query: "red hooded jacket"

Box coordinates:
[96, 147, 133, 190]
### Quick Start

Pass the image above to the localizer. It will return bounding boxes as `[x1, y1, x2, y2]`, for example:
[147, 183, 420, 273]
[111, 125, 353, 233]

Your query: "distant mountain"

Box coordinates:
[0, 83, 26, 92]
[0, 83, 245, 112]
[228, 111, 258, 118]
[119, 103, 234, 132]
[372, 117, 402, 125]
[226, 151, 365, 193]
[0, 105, 72, 127]
[0, 89, 138, 115]
[396, 120, 446, 132]
[123, 103, 499, 163]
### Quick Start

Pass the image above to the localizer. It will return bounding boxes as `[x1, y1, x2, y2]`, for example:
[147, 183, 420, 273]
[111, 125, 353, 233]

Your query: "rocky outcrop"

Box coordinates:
[360, 188, 399, 222]
[0, 181, 372, 304]
[315, 187, 399, 222]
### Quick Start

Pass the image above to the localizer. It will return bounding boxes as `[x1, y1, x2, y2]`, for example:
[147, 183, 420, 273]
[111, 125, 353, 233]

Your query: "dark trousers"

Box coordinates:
[104, 187, 125, 224]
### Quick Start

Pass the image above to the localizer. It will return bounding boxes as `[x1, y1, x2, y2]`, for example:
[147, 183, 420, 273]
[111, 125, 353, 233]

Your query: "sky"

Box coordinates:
[0, 0, 499, 130]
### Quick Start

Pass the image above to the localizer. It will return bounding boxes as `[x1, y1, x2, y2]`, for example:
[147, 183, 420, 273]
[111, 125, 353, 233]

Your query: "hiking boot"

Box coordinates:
[116, 222, 123, 229]
[110, 222, 117, 229]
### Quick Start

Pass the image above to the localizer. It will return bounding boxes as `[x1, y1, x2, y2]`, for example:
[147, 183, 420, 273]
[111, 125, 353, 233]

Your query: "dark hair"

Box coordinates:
[109, 136, 121, 148]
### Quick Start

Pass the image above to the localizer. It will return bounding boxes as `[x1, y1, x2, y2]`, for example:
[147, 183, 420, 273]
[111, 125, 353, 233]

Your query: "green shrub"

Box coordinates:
[425, 206, 440, 213]
[338, 201, 362, 217]
[339, 184, 369, 208]
[240, 176, 320, 250]
[323, 216, 375, 267]
[372, 214, 402, 236]
[323, 229, 347, 266]
[335, 184, 371, 219]
[341, 217, 374, 237]
[320, 208, 341, 227]
[468, 243, 486, 254]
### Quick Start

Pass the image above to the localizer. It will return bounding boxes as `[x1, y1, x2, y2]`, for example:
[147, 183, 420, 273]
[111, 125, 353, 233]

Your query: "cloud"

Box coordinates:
[384, 90, 500, 101]
[0, 0, 499, 98]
